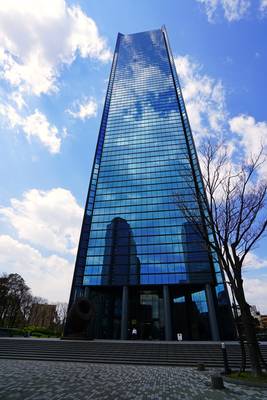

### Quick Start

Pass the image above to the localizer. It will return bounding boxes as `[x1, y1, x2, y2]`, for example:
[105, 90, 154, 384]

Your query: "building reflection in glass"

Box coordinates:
[181, 222, 212, 284]
[102, 217, 140, 285]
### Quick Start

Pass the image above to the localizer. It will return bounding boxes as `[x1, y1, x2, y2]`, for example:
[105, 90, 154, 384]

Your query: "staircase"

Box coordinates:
[0, 338, 266, 368]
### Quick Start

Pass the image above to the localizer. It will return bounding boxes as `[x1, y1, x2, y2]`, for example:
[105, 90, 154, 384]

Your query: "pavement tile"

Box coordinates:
[0, 360, 266, 399]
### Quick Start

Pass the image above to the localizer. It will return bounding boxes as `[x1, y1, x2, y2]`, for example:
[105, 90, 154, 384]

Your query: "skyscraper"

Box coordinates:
[67, 27, 235, 341]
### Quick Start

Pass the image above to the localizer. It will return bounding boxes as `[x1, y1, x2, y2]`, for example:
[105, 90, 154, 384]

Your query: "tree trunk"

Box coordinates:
[239, 300, 262, 376]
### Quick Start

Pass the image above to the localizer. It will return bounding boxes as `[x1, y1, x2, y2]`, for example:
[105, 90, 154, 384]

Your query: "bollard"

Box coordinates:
[221, 342, 231, 375]
[211, 375, 224, 390]
[197, 363, 205, 371]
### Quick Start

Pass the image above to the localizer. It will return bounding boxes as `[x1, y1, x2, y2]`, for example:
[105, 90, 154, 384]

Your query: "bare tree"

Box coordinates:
[55, 302, 68, 334]
[176, 140, 267, 376]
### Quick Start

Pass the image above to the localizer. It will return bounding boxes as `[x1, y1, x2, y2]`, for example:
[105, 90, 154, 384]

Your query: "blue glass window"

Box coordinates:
[81, 29, 214, 287]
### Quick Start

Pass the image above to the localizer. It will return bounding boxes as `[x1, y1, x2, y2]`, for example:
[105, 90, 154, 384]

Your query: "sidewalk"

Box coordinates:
[0, 359, 266, 400]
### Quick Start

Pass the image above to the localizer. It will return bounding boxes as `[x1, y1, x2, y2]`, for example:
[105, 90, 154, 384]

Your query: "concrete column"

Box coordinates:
[120, 286, 128, 340]
[163, 285, 172, 341]
[205, 284, 220, 341]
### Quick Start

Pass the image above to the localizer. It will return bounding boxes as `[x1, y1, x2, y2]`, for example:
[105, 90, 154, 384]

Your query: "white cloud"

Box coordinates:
[174, 56, 267, 166]
[174, 55, 227, 142]
[22, 110, 61, 153]
[0, 103, 61, 153]
[0, 188, 83, 255]
[0, 235, 72, 302]
[9, 91, 26, 110]
[196, 0, 251, 22]
[62, 126, 68, 138]
[229, 114, 267, 168]
[67, 97, 98, 120]
[244, 277, 267, 314]
[244, 252, 267, 270]
[260, 0, 267, 13]
[174, 57, 267, 179]
[0, 0, 111, 96]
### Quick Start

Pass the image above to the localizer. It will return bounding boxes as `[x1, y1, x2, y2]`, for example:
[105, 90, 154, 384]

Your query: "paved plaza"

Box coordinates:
[0, 359, 266, 400]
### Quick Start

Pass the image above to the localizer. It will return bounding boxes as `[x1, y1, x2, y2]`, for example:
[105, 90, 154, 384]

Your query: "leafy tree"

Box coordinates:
[0, 273, 31, 327]
[0, 273, 47, 329]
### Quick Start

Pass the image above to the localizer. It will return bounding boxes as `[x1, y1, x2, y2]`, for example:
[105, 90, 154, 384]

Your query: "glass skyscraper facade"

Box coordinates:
[68, 27, 235, 341]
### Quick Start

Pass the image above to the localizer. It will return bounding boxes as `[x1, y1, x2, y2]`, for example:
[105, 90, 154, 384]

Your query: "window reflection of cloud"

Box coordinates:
[103, 111, 185, 184]
[111, 31, 180, 124]
[84, 30, 211, 286]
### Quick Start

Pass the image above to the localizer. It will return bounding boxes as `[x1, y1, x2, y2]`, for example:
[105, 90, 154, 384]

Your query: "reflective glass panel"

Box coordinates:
[82, 29, 213, 286]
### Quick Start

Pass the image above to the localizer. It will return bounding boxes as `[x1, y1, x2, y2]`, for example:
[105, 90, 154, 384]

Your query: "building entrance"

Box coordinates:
[128, 288, 164, 340]
[170, 287, 212, 340]
[84, 283, 235, 341]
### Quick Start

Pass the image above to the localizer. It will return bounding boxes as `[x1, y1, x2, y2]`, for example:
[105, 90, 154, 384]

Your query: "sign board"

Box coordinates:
[177, 333, 183, 341]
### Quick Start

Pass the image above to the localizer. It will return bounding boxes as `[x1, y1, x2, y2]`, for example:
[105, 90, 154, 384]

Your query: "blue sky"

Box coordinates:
[0, 0, 266, 311]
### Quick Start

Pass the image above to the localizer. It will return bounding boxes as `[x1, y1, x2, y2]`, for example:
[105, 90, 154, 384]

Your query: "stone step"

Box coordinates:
[0, 351, 261, 359]
[0, 352, 223, 362]
[0, 339, 266, 368]
[0, 356, 225, 367]
[0, 345, 260, 355]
